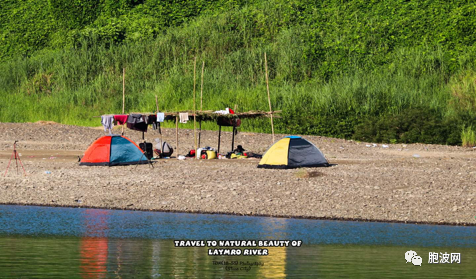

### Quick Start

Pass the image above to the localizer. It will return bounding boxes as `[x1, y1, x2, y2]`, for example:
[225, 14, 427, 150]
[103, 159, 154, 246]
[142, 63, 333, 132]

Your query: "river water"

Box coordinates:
[0, 205, 474, 278]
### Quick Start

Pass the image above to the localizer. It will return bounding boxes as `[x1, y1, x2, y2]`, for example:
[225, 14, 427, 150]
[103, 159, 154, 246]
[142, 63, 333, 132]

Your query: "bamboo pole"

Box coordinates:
[155, 95, 159, 113]
[232, 126, 235, 152]
[122, 68, 125, 135]
[193, 57, 197, 153]
[156, 94, 163, 146]
[264, 53, 275, 143]
[198, 121, 202, 147]
[176, 116, 179, 156]
[218, 125, 221, 154]
[199, 60, 204, 148]
[201, 61, 204, 111]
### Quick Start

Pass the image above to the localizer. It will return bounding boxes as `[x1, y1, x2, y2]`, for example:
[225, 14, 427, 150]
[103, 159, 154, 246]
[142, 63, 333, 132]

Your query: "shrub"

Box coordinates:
[353, 108, 461, 145]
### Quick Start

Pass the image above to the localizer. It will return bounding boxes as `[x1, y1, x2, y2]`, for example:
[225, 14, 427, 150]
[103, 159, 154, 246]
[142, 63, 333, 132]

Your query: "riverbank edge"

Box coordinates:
[2, 202, 474, 227]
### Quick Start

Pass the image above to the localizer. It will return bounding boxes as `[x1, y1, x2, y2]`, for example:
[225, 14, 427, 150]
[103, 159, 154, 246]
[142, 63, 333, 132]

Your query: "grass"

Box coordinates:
[0, 42, 470, 136]
[462, 126, 476, 147]
[1, 4, 476, 145]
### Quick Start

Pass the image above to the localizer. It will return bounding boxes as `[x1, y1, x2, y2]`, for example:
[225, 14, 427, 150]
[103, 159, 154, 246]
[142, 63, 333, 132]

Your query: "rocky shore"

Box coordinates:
[0, 122, 475, 225]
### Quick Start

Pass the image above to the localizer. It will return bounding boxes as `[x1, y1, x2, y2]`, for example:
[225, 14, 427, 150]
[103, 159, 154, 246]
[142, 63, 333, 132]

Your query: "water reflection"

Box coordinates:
[80, 238, 107, 278]
[80, 209, 109, 278]
[0, 205, 475, 278]
[258, 247, 286, 278]
[1, 237, 475, 278]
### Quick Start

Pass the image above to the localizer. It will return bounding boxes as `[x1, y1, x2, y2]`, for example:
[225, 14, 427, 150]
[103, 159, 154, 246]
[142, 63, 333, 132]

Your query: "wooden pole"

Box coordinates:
[218, 125, 221, 154]
[155, 95, 159, 113]
[201, 61, 204, 111]
[193, 57, 197, 153]
[264, 53, 275, 143]
[156, 95, 163, 148]
[199, 60, 204, 149]
[176, 115, 179, 156]
[231, 126, 235, 152]
[155, 94, 159, 135]
[198, 121, 202, 147]
[122, 68, 125, 135]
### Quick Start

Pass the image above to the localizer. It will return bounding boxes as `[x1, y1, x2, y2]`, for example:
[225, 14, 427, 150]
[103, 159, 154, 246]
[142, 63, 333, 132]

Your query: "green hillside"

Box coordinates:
[1, 0, 476, 145]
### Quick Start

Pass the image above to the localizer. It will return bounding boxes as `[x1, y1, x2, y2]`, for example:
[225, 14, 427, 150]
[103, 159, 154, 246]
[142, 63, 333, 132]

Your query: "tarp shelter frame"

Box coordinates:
[100, 54, 281, 156]
[109, 110, 281, 155]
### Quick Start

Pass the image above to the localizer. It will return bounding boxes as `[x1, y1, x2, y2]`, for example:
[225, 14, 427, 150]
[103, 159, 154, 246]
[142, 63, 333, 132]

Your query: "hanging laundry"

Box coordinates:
[114, 115, 128, 125]
[127, 114, 144, 123]
[147, 114, 156, 125]
[213, 108, 235, 115]
[152, 122, 161, 133]
[101, 115, 114, 134]
[179, 113, 189, 123]
[147, 114, 159, 131]
[157, 112, 165, 123]
[214, 109, 228, 115]
[126, 114, 147, 132]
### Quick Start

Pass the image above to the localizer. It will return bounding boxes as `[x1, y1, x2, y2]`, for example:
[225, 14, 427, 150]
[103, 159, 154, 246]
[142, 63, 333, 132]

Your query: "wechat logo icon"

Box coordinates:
[405, 250, 422, 266]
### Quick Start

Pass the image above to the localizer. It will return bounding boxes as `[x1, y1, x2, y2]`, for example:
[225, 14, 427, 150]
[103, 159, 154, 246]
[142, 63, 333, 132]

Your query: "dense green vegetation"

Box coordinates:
[1, 0, 476, 145]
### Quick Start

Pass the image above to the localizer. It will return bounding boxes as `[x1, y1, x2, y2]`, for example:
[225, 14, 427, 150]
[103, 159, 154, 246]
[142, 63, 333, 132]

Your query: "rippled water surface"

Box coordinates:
[0, 205, 474, 278]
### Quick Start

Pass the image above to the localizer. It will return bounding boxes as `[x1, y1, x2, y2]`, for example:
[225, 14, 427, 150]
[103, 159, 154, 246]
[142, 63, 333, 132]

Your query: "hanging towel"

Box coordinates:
[179, 113, 189, 123]
[101, 115, 114, 134]
[114, 115, 128, 125]
[157, 112, 165, 122]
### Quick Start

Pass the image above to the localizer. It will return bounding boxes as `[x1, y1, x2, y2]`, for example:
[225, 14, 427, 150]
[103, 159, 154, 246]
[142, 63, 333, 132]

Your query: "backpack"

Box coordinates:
[154, 139, 174, 158]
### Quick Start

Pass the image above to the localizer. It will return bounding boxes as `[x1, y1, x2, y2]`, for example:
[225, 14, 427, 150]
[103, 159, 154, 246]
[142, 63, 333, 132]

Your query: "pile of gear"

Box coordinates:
[184, 147, 217, 159]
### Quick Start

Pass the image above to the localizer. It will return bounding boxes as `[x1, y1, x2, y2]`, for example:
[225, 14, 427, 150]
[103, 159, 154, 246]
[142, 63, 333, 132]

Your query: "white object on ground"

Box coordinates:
[382, 145, 389, 148]
[413, 154, 421, 158]
[178, 155, 186, 160]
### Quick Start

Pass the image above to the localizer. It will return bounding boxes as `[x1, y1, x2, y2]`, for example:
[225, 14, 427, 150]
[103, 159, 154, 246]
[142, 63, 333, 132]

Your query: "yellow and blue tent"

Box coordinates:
[258, 136, 329, 169]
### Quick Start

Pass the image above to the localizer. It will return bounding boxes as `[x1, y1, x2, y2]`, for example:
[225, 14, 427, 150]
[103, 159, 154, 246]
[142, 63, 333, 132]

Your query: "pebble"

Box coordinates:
[0, 122, 474, 225]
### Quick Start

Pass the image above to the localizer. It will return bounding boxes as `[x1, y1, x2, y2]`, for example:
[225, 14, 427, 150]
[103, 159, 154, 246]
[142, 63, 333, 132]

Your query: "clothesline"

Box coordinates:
[94, 110, 281, 121]
[98, 110, 283, 133]
[97, 109, 282, 154]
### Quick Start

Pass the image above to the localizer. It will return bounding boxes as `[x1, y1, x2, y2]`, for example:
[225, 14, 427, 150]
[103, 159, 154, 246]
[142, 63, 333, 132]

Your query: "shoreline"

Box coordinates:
[1, 202, 475, 227]
[1, 122, 475, 226]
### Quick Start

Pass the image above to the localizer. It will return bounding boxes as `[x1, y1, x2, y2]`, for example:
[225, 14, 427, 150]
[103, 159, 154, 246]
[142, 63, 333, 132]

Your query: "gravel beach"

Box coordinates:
[1, 122, 475, 225]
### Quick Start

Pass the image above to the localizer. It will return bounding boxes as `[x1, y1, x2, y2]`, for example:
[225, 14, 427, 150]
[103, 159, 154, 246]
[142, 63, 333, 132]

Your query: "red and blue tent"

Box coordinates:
[80, 135, 148, 166]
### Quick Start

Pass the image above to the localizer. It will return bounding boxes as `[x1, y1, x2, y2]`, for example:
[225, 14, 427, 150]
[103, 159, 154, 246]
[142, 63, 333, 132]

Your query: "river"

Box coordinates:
[0, 205, 474, 278]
